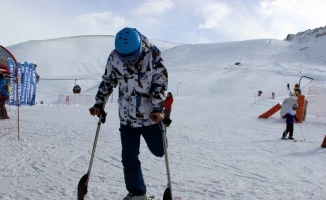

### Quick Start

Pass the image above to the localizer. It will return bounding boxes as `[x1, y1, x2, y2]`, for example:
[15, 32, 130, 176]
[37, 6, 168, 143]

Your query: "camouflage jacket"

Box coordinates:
[95, 33, 168, 127]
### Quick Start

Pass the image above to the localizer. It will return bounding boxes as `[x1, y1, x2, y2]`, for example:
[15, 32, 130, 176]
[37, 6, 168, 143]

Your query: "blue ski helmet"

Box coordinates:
[115, 28, 142, 63]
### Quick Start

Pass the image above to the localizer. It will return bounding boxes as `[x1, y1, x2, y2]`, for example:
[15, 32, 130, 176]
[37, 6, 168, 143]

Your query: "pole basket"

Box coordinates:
[321, 135, 326, 148]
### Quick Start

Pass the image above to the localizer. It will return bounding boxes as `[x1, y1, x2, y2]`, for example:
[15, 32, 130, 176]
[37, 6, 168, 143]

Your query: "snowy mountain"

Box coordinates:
[7, 32, 326, 104]
[285, 25, 326, 43]
[1, 30, 326, 200]
[7, 35, 180, 103]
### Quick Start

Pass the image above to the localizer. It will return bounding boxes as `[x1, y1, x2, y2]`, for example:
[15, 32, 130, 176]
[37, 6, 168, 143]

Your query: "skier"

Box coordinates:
[89, 27, 168, 200]
[281, 103, 299, 140]
[164, 92, 173, 127]
[293, 84, 301, 96]
[0, 71, 10, 119]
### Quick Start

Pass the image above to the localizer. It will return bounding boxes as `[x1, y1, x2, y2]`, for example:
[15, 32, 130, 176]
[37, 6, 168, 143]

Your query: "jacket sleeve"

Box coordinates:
[94, 54, 118, 108]
[150, 46, 168, 112]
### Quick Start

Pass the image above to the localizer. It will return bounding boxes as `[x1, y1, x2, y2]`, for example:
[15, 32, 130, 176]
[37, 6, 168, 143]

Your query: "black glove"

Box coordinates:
[163, 118, 172, 125]
[99, 108, 107, 124]
[90, 105, 107, 124]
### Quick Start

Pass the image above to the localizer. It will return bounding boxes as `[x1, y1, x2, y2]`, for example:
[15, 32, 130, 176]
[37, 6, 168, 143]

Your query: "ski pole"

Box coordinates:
[299, 123, 305, 142]
[160, 122, 173, 200]
[77, 114, 105, 200]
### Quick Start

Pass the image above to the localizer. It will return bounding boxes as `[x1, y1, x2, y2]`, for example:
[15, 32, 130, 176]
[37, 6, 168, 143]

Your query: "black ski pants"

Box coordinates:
[283, 123, 294, 137]
[119, 123, 165, 196]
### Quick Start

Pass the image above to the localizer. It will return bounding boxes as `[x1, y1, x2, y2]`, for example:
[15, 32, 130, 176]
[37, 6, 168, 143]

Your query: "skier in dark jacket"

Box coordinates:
[282, 103, 299, 140]
[0, 71, 10, 119]
[89, 27, 168, 200]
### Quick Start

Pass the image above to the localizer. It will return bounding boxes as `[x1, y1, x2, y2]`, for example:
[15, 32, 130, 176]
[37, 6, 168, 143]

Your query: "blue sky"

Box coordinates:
[1, 0, 325, 46]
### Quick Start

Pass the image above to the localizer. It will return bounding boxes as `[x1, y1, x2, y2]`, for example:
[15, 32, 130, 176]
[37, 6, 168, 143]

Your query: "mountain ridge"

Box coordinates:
[285, 25, 326, 43]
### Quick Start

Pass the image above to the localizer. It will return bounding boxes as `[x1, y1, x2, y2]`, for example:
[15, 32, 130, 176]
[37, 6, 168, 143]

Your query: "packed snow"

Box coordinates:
[1, 32, 326, 200]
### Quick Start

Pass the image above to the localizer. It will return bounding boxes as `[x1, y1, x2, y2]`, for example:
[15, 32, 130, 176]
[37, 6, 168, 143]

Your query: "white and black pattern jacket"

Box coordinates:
[94, 33, 168, 127]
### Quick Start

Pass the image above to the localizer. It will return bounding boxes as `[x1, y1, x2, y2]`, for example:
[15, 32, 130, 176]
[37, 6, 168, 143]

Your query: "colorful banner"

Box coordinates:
[20, 61, 29, 104]
[28, 63, 36, 105]
[31, 65, 37, 105]
[7, 58, 15, 105]
[10, 60, 37, 106]
[25, 64, 32, 104]
[17, 62, 22, 105]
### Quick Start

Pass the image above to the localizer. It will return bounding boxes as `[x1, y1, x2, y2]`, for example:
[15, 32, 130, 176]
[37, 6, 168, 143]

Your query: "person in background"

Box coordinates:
[294, 84, 301, 96]
[281, 103, 299, 140]
[89, 27, 168, 200]
[164, 92, 173, 126]
[0, 71, 10, 119]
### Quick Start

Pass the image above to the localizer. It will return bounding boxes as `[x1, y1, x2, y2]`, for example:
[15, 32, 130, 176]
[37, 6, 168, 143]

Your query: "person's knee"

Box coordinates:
[149, 137, 165, 157]
[153, 152, 164, 158]
[151, 147, 164, 157]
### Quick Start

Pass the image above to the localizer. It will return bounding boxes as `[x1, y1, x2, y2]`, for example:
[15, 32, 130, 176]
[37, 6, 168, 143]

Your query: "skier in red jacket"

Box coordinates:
[164, 92, 173, 126]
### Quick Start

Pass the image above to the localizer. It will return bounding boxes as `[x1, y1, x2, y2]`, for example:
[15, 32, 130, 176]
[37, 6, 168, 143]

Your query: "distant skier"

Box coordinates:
[281, 103, 299, 140]
[89, 27, 168, 200]
[164, 92, 173, 127]
[293, 84, 301, 96]
[0, 71, 10, 119]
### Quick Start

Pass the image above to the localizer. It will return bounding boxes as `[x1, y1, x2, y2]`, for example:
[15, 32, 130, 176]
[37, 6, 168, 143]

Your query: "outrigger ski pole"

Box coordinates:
[77, 112, 106, 200]
[298, 123, 306, 142]
[161, 122, 173, 200]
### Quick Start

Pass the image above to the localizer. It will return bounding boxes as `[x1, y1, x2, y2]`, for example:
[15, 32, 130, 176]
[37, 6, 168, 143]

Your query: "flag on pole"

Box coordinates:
[7, 58, 15, 105]
[17, 62, 22, 106]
